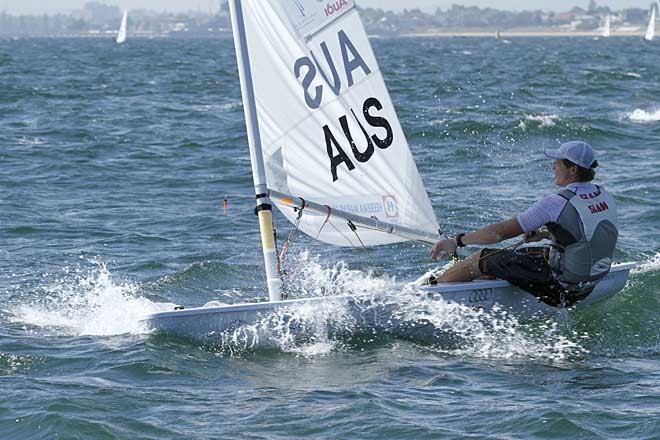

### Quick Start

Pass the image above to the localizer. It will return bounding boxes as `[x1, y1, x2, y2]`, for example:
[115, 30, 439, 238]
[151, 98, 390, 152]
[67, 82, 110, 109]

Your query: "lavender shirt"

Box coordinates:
[517, 183, 600, 233]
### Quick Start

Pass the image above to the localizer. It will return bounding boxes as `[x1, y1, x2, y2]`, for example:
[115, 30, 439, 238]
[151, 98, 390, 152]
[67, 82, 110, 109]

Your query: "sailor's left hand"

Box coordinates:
[430, 238, 457, 261]
[523, 228, 550, 243]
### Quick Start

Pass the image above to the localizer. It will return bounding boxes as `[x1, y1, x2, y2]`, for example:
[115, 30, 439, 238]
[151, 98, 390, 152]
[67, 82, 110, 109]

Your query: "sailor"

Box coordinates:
[430, 141, 619, 307]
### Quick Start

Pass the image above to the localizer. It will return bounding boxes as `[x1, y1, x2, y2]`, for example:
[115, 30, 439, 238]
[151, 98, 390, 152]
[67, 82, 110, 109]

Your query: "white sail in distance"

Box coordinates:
[115, 10, 128, 44]
[644, 6, 656, 41]
[601, 15, 611, 37]
[239, 0, 439, 247]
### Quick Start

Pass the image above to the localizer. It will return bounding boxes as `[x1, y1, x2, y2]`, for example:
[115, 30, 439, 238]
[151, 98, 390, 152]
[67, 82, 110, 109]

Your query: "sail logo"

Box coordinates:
[324, 0, 349, 17]
[283, 0, 355, 40]
[383, 196, 398, 218]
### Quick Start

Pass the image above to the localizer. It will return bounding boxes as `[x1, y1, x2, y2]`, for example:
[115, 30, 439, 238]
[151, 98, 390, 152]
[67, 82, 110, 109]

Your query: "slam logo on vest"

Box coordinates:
[578, 188, 610, 214]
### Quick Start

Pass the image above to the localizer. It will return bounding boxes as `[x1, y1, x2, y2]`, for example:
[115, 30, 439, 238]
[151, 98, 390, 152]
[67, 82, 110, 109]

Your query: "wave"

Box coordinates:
[518, 114, 560, 131]
[9, 261, 174, 337]
[11, 252, 649, 361]
[627, 108, 660, 123]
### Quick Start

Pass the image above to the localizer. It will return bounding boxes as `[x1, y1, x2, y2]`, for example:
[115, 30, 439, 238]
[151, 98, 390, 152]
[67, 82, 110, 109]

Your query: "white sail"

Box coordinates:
[115, 10, 128, 44]
[240, 0, 439, 247]
[644, 7, 656, 41]
[601, 15, 610, 37]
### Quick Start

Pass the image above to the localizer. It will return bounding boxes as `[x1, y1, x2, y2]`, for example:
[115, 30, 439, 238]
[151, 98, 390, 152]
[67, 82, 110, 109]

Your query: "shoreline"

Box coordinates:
[0, 28, 646, 40]
[400, 29, 644, 38]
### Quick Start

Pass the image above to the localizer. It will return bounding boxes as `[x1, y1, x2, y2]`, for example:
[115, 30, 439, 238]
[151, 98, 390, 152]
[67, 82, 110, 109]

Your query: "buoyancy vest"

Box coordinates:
[546, 185, 618, 291]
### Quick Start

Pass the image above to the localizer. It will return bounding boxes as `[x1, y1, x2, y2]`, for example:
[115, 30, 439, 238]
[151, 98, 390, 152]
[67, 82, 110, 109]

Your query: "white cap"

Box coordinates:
[544, 141, 597, 169]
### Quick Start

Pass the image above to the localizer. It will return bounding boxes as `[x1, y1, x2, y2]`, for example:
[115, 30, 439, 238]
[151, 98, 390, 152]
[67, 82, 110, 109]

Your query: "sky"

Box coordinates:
[0, 0, 653, 15]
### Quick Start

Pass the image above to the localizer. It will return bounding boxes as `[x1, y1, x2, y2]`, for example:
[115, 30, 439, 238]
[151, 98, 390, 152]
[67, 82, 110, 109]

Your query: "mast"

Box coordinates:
[229, 0, 282, 302]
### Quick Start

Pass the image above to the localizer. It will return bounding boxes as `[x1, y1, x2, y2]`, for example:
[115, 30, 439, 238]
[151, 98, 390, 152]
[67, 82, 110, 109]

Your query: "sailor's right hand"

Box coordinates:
[430, 238, 457, 261]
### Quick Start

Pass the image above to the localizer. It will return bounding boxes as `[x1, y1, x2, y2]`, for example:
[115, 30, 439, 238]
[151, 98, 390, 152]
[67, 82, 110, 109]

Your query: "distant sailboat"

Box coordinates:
[601, 15, 611, 38]
[644, 6, 655, 41]
[115, 10, 128, 44]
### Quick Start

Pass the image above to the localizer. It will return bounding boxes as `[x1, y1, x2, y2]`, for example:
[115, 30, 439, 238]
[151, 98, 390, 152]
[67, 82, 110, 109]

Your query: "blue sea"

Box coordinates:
[1, 34, 659, 439]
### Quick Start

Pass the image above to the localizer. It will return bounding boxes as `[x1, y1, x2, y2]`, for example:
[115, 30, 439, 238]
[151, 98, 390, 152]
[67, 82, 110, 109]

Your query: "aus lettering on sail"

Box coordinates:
[294, 29, 394, 182]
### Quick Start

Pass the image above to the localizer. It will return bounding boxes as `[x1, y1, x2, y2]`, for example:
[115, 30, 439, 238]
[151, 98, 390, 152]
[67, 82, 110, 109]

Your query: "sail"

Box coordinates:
[601, 15, 610, 38]
[239, 0, 439, 247]
[644, 7, 656, 41]
[116, 10, 128, 44]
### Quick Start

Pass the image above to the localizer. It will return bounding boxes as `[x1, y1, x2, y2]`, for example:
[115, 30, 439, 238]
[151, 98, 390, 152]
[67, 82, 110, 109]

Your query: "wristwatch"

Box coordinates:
[455, 233, 467, 247]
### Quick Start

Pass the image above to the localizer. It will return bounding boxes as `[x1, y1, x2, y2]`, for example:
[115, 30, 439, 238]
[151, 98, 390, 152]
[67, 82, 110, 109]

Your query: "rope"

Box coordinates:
[314, 205, 333, 241]
[347, 220, 376, 268]
[279, 207, 304, 264]
[351, 223, 436, 246]
[476, 239, 525, 263]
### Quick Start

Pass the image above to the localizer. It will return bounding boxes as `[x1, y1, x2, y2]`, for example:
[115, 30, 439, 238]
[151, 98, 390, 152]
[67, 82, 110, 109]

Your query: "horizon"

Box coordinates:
[0, 0, 654, 15]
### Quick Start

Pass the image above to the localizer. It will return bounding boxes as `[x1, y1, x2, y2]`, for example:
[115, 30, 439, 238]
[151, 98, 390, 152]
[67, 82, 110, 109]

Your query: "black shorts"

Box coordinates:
[479, 247, 591, 307]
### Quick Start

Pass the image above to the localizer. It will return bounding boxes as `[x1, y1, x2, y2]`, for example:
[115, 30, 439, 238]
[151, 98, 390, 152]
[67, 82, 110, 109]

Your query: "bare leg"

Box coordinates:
[437, 251, 483, 282]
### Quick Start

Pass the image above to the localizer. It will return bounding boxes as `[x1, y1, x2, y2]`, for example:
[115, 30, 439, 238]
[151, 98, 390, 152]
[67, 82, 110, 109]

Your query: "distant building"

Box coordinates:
[219, 0, 229, 16]
[81, 2, 120, 27]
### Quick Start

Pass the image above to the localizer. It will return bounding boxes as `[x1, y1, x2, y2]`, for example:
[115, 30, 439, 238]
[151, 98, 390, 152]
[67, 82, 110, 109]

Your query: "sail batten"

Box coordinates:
[241, 0, 439, 247]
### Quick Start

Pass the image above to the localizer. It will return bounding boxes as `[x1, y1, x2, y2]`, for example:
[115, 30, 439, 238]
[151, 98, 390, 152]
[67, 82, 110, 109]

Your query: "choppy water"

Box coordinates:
[1, 35, 659, 439]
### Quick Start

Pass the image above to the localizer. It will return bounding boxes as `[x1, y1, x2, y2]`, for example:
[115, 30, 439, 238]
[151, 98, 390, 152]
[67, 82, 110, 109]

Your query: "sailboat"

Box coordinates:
[114, 9, 128, 44]
[142, 0, 635, 342]
[601, 15, 611, 38]
[644, 5, 656, 41]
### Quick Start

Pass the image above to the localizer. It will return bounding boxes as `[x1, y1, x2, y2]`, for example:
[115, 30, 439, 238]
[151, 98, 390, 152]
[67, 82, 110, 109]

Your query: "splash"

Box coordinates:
[281, 249, 393, 299]
[0, 352, 43, 375]
[213, 297, 357, 357]
[627, 108, 660, 123]
[632, 253, 660, 274]
[387, 286, 587, 362]
[209, 252, 389, 356]
[10, 261, 174, 336]
[203, 253, 586, 362]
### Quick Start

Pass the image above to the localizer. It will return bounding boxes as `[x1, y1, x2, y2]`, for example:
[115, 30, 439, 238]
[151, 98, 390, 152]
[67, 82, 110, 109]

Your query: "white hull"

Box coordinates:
[141, 263, 635, 343]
